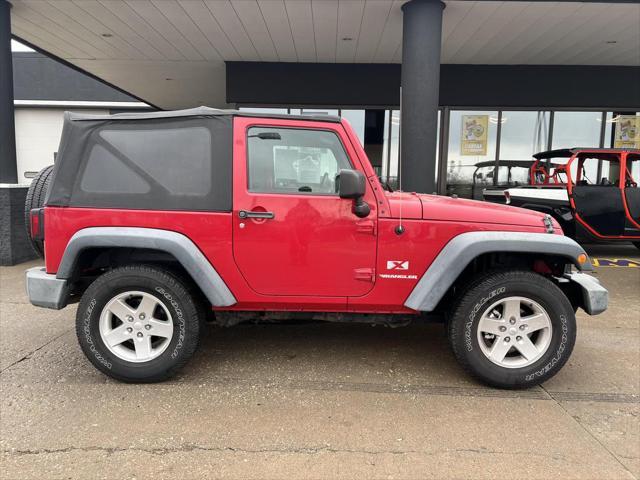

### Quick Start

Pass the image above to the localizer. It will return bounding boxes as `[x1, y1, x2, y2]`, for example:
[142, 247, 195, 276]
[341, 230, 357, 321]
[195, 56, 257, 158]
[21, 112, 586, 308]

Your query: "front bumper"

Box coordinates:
[564, 272, 608, 315]
[25, 267, 69, 310]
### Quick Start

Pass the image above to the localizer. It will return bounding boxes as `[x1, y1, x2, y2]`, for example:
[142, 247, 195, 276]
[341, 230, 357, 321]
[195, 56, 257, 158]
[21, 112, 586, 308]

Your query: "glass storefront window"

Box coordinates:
[500, 111, 550, 159]
[495, 164, 530, 186]
[447, 110, 498, 198]
[238, 107, 288, 114]
[604, 112, 614, 147]
[551, 111, 602, 149]
[301, 109, 339, 117]
[610, 112, 640, 149]
[340, 110, 365, 146]
[387, 110, 400, 187]
[380, 110, 440, 191]
[381, 110, 390, 179]
[434, 111, 440, 187]
[240, 107, 626, 199]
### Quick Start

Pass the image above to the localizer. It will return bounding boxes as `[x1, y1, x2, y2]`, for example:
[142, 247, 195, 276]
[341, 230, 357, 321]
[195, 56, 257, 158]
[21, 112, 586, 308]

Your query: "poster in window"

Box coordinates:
[614, 115, 640, 148]
[461, 115, 489, 156]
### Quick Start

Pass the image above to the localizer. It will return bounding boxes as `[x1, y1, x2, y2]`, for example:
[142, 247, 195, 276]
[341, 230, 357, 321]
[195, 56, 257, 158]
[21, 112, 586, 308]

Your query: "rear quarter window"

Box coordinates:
[81, 144, 151, 194]
[49, 116, 233, 212]
[96, 127, 212, 196]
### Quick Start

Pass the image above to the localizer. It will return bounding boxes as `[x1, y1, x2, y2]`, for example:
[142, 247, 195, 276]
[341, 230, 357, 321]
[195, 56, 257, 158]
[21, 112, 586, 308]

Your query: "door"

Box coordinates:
[571, 153, 625, 236]
[623, 154, 640, 234]
[232, 119, 377, 297]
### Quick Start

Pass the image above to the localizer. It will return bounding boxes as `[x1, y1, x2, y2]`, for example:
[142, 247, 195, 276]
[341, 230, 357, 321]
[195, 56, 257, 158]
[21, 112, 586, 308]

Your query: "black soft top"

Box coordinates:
[66, 106, 342, 124]
[47, 107, 344, 212]
[533, 147, 640, 159]
[474, 160, 533, 169]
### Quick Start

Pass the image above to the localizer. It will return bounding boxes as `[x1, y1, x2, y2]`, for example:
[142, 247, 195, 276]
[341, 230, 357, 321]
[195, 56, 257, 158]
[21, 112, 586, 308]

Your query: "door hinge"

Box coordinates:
[354, 268, 375, 282]
[356, 220, 376, 235]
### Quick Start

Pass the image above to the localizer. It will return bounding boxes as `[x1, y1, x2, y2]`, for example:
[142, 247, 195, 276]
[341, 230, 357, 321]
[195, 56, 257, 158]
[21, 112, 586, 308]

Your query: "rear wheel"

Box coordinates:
[76, 265, 203, 382]
[24, 165, 54, 257]
[448, 270, 576, 389]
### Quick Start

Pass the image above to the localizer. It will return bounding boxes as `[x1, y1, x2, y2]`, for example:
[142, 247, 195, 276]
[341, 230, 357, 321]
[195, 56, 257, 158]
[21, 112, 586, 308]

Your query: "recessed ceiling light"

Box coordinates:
[101, 33, 113, 38]
[606, 40, 617, 44]
[342, 37, 353, 41]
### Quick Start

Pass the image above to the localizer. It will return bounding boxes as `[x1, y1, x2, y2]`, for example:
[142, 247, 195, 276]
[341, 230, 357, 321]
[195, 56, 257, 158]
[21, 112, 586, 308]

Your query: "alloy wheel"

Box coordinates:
[98, 291, 174, 363]
[476, 296, 553, 368]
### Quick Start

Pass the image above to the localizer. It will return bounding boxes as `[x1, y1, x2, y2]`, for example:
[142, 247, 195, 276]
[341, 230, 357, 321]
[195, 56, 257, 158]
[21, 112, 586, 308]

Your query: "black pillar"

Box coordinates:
[400, 0, 443, 194]
[0, 0, 17, 184]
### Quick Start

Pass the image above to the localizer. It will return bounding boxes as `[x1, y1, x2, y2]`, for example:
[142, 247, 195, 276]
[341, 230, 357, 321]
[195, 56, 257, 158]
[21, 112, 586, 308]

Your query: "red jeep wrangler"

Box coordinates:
[25, 108, 607, 388]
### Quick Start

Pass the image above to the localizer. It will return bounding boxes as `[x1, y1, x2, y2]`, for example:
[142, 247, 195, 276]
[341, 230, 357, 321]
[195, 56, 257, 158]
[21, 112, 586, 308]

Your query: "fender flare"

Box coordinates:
[57, 227, 236, 307]
[404, 231, 591, 312]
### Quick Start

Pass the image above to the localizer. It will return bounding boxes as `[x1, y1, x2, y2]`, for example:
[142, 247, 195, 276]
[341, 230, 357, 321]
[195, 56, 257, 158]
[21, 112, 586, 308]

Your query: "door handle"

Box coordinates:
[238, 210, 275, 220]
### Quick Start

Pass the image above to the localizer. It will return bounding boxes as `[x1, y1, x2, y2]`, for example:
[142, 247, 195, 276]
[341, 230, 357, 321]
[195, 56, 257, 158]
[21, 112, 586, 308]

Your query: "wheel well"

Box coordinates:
[433, 251, 578, 315]
[67, 247, 209, 307]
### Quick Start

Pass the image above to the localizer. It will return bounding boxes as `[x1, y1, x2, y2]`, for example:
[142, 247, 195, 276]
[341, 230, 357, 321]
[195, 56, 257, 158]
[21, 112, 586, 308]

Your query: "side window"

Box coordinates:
[626, 155, 639, 188]
[80, 126, 212, 197]
[99, 127, 212, 196]
[577, 157, 600, 185]
[81, 144, 150, 194]
[576, 154, 620, 186]
[247, 127, 351, 195]
[600, 158, 621, 186]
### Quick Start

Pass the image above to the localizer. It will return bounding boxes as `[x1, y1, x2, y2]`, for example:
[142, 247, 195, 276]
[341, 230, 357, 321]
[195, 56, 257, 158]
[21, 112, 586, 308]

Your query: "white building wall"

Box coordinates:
[14, 108, 108, 184]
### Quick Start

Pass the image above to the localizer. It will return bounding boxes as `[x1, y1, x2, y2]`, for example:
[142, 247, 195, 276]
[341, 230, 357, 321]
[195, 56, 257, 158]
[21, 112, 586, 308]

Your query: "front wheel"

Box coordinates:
[448, 271, 576, 389]
[76, 265, 203, 382]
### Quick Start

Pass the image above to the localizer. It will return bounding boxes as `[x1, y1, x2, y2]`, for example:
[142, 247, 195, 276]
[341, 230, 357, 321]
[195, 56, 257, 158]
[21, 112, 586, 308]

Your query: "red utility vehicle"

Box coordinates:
[484, 148, 640, 246]
[25, 108, 607, 388]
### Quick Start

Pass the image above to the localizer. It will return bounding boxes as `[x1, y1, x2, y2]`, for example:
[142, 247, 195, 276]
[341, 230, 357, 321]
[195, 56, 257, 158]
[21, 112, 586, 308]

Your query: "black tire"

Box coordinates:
[633, 242, 640, 251]
[448, 270, 576, 389]
[24, 165, 54, 257]
[76, 265, 204, 383]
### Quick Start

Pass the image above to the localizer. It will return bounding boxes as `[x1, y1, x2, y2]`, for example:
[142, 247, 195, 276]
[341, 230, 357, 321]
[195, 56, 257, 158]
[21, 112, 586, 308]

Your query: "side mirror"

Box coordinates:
[337, 169, 366, 199]
[336, 169, 370, 218]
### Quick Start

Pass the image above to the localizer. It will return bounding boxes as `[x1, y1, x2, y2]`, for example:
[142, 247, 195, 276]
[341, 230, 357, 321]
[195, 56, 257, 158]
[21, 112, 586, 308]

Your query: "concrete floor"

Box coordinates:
[1, 244, 638, 480]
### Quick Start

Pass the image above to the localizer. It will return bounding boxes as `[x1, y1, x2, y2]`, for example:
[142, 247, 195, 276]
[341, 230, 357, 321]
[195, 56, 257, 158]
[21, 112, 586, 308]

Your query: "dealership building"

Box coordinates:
[1, 0, 639, 263]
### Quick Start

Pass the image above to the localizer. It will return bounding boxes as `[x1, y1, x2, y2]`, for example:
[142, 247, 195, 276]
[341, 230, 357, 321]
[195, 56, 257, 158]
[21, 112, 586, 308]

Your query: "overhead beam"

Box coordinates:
[226, 63, 640, 111]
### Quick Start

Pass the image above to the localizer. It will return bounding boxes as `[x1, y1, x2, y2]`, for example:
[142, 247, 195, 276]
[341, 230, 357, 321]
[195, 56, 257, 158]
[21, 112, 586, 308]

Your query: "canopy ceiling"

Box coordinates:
[9, 0, 640, 109]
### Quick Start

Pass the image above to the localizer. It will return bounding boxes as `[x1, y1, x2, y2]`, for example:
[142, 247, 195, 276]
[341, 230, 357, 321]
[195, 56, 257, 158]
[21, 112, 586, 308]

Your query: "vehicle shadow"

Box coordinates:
[186, 320, 478, 389]
[583, 242, 639, 258]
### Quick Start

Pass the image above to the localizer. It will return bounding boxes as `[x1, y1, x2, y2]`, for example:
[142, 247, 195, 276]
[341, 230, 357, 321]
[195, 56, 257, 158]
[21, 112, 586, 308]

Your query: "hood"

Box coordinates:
[418, 194, 551, 228]
[384, 191, 552, 228]
[385, 191, 423, 219]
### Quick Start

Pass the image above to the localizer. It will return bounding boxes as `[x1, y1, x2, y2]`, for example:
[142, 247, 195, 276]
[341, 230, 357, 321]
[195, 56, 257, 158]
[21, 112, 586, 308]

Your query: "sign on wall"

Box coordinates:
[461, 115, 489, 156]
[614, 115, 640, 149]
